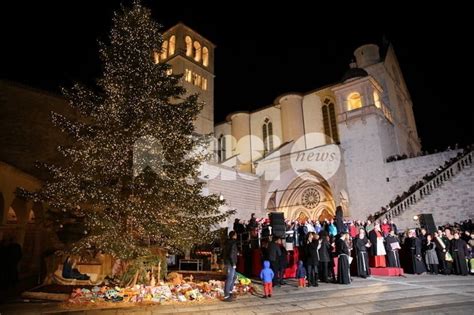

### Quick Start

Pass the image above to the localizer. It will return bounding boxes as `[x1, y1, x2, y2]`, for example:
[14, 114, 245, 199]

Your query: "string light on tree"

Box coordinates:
[20, 1, 233, 260]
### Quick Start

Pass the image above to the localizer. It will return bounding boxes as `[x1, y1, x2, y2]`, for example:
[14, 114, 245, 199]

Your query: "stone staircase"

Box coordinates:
[374, 149, 473, 226]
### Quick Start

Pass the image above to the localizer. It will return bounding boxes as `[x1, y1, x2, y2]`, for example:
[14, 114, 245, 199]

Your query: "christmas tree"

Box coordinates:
[25, 2, 232, 260]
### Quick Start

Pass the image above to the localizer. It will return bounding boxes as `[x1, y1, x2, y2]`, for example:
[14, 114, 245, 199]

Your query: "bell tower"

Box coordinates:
[333, 60, 398, 220]
[159, 23, 215, 134]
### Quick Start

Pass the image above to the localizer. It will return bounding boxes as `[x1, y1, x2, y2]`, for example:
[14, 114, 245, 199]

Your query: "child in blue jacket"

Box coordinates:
[296, 260, 307, 287]
[260, 260, 274, 298]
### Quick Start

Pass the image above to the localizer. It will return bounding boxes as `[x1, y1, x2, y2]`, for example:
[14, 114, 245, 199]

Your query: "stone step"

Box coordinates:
[159, 280, 466, 314]
[4, 276, 473, 314]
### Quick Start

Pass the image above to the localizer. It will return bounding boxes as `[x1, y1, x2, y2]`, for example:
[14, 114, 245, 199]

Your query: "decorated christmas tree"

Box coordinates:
[24, 1, 232, 260]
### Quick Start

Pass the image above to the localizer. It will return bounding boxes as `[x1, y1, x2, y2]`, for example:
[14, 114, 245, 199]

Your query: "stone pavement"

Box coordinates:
[1, 274, 473, 314]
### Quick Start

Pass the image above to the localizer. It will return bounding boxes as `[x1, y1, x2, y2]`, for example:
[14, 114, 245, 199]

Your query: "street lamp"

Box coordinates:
[413, 215, 419, 229]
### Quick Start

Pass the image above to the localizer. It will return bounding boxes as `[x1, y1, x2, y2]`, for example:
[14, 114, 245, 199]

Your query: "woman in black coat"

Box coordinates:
[318, 232, 331, 283]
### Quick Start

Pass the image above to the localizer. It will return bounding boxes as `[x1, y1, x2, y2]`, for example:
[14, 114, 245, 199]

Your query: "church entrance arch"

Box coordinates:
[276, 170, 336, 222]
[317, 208, 333, 221]
[295, 209, 311, 223]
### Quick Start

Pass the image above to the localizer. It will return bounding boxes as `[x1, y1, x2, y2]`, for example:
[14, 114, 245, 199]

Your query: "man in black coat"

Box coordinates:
[450, 232, 469, 275]
[318, 231, 331, 283]
[223, 231, 238, 301]
[335, 206, 344, 235]
[268, 237, 282, 286]
[305, 233, 319, 286]
[408, 230, 426, 274]
[278, 242, 288, 285]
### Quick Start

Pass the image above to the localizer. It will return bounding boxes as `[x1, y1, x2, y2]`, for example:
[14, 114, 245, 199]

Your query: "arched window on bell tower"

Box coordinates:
[373, 90, 381, 108]
[193, 41, 202, 62]
[168, 35, 176, 56]
[202, 47, 209, 67]
[262, 118, 274, 154]
[153, 51, 160, 64]
[322, 98, 340, 143]
[347, 92, 362, 111]
[160, 40, 168, 60]
[185, 36, 193, 57]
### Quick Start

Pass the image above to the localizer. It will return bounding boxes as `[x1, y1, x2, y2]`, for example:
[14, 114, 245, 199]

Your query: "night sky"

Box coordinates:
[1, 1, 472, 151]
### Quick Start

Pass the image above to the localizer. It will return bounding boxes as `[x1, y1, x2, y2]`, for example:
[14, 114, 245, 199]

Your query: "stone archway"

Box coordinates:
[22, 203, 44, 274]
[28, 209, 36, 224]
[317, 209, 333, 221]
[277, 170, 336, 221]
[27, 202, 43, 225]
[6, 196, 29, 246]
[7, 206, 19, 224]
[294, 209, 312, 223]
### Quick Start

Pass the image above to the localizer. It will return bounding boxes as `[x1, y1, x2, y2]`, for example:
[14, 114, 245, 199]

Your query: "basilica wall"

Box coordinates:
[302, 90, 331, 147]
[248, 105, 283, 154]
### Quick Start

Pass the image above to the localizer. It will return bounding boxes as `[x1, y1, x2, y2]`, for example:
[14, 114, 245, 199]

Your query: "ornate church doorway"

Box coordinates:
[267, 170, 336, 222]
[318, 209, 333, 221]
[296, 210, 310, 223]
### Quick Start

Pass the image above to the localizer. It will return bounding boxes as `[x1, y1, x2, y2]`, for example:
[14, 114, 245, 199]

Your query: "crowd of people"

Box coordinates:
[222, 214, 474, 301]
[373, 147, 472, 220]
[385, 144, 469, 163]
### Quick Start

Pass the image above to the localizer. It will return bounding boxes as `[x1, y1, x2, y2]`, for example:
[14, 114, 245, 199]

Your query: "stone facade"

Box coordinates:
[1, 25, 472, 256]
[209, 41, 427, 221]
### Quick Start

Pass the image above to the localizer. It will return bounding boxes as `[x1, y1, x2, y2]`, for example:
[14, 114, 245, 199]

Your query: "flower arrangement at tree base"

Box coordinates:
[65, 273, 254, 307]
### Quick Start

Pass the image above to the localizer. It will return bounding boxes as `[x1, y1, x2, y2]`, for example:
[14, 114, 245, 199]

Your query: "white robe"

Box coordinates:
[376, 237, 386, 256]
